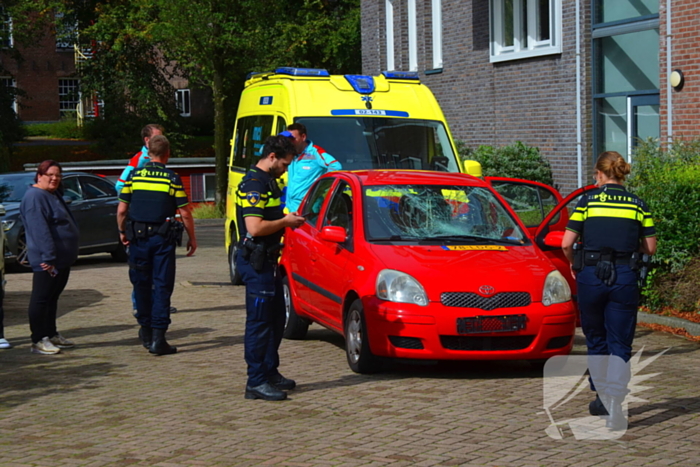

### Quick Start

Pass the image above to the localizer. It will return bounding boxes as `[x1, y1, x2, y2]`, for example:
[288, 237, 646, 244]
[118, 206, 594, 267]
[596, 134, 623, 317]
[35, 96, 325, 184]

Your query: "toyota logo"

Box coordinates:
[479, 285, 496, 296]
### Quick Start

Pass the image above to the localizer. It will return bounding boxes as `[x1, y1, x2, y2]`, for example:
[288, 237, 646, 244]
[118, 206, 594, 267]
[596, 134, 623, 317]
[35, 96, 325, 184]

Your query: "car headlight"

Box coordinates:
[542, 270, 571, 306]
[2, 220, 14, 232]
[376, 269, 428, 306]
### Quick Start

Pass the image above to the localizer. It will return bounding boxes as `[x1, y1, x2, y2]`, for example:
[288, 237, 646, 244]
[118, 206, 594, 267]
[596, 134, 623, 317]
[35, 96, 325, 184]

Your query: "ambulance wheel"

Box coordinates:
[283, 276, 309, 340]
[229, 243, 242, 285]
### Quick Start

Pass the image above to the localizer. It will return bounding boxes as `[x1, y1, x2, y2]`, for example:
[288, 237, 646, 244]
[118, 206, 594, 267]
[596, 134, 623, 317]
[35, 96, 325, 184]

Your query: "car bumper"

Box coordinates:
[363, 297, 576, 361]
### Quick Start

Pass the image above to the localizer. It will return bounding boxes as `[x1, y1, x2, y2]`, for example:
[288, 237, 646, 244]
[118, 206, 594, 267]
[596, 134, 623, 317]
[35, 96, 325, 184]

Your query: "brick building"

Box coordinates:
[362, 1, 695, 195]
[0, 8, 212, 127]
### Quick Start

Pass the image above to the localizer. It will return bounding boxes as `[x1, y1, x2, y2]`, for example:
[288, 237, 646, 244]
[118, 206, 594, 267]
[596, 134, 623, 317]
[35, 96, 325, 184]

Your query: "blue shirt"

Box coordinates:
[286, 141, 341, 213]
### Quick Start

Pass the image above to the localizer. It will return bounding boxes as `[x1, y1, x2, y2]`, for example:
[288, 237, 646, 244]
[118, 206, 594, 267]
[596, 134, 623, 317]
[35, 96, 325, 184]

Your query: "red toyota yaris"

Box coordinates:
[280, 170, 579, 373]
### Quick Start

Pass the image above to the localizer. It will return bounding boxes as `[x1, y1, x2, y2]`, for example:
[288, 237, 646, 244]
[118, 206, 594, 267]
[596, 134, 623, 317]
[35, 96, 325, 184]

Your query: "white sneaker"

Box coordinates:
[31, 337, 61, 355]
[0, 338, 11, 349]
[50, 333, 75, 348]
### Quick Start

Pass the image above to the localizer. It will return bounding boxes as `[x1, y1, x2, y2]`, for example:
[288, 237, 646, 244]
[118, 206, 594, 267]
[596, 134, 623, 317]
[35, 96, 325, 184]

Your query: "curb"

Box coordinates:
[638, 311, 700, 336]
[194, 218, 224, 226]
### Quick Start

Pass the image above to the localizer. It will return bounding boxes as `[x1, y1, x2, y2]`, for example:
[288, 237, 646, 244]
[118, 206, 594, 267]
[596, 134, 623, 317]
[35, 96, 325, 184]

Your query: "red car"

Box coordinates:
[280, 170, 581, 373]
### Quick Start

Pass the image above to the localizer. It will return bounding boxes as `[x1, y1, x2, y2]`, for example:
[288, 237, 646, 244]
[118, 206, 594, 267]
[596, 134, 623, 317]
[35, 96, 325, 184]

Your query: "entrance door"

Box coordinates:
[627, 94, 659, 162]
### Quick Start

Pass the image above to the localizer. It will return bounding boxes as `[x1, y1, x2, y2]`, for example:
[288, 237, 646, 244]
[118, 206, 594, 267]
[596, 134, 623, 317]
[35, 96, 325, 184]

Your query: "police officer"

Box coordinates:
[237, 135, 305, 401]
[116, 135, 197, 356]
[562, 151, 657, 431]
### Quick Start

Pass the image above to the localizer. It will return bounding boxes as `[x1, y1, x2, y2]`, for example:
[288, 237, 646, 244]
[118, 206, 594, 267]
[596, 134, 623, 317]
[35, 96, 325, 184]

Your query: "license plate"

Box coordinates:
[457, 315, 527, 334]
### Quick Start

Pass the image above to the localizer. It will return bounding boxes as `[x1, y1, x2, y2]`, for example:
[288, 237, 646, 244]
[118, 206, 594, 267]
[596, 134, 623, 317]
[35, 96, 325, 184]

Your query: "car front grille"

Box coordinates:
[388, 336, 424, 349]
[440, 335, 535, 351]
[441, 292, 531, 310]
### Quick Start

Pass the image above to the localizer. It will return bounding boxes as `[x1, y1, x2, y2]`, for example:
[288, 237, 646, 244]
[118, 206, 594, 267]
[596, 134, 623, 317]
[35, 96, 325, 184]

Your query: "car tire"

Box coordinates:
[229, 242, 243, 285]
[10, 228, 32, 273]
[345, 299, 380, 374]
[282, 276, 309, 340]
[110, 241, 128, 262]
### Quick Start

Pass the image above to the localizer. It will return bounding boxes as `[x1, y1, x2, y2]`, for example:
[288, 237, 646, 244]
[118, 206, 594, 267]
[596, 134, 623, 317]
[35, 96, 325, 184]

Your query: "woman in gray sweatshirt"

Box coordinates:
[20, 160, 79, 355]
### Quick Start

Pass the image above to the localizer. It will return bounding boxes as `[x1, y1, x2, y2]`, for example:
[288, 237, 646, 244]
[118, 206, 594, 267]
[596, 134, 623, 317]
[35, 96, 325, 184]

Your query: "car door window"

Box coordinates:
[490, 181, 560, 227]
[322, 181, 353, 249]
[301, 178, 334, 228]
[81, 176, 117, 199]
[61, 177, 83, 201]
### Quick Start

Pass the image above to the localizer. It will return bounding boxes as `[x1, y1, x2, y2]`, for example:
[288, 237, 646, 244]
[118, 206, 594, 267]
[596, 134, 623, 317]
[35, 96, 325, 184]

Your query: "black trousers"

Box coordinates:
[0, 286, 4, 339]
[28, 268, 71, 344]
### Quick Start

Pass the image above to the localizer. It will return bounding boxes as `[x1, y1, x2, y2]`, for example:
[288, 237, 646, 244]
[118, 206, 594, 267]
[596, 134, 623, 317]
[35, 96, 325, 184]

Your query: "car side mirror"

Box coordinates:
[63, 196, 73, 205]
[543, 231, 564, 248]
[0, 203, 5, 217]
[319, 225, 347, 243]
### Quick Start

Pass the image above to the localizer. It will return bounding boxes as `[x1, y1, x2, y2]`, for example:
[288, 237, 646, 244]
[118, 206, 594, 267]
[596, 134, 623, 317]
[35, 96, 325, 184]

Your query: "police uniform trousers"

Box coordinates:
[129, 233, 176, 330]
[577, 264, 639, 398]
[237, 254, 285, 387]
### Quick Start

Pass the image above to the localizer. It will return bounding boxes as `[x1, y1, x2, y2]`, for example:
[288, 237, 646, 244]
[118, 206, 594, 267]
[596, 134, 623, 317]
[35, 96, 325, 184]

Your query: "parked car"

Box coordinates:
[0, 172, 127, 272]
[280, 170, 580, 373]
[0, 202, 6, 305]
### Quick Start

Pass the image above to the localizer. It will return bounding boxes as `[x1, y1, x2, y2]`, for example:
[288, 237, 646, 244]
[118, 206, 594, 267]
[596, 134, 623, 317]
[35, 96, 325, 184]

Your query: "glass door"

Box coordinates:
[627, 93, 659, 162]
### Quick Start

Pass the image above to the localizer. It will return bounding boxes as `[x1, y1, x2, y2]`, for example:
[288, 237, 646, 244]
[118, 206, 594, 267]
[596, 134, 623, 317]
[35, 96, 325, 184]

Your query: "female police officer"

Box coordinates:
[562, 151, 656, 431]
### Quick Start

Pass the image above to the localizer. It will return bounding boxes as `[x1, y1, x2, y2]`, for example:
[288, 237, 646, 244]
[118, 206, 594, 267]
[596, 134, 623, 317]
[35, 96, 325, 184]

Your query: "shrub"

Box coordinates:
[23, 119, 86, 139]
[629, 138, 700, 311]
[456, 140, 554, 186]
[191, 203, 223, 219]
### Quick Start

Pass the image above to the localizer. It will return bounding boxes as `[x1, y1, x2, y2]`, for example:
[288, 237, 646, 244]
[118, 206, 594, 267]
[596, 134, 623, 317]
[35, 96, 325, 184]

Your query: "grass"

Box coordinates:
[191, 203, 223, 219]
[23, 119, 86, 139]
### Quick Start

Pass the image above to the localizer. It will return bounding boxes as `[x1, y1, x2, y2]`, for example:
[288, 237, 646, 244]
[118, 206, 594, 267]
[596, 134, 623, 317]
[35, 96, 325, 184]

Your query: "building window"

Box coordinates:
[431, 0, 443, 70]
[55, 12, 77, 50]
[408, 0, 417, 71]
[385, 0, 395, 71]
[1, 7, 12, 48]
[191, 173, 216, 202]
[1, 77, 17, 114]
[490, 0, 562, 63]
[176, 89, 191, 117]
[59, 79, 80, 116]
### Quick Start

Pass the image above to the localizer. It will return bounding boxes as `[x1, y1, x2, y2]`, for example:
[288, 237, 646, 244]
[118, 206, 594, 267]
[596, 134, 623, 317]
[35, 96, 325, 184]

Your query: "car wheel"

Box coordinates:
[229, 242, 242, 285]
[11, 228, 32, 273]
[345, 299, 380, 374]
[282, 275, 309, 340]
[110, 241, 128, 262]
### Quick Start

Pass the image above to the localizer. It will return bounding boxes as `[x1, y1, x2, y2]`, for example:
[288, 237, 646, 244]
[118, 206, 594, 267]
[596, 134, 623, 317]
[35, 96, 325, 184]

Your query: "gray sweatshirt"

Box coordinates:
[20, 186, 79, 272]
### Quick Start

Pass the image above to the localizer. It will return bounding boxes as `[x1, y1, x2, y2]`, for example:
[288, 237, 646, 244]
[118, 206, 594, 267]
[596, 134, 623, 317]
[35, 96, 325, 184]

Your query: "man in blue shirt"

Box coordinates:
[285, 123, 342, 214]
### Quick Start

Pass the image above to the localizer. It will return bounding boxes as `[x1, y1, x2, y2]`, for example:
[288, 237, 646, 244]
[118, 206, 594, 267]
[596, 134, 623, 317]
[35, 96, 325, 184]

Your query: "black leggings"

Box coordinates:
[28, 268, 71, 344]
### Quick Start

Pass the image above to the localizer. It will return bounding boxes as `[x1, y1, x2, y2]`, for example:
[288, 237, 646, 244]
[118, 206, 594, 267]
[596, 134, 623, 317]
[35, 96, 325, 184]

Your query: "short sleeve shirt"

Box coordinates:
[236, 166, 285, 245]
[118, 161, 188, 223]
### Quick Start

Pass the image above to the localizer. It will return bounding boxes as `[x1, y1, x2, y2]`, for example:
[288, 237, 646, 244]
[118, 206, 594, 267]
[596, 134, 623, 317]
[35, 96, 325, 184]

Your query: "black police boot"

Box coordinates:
[245, 382, 287, 401]
[149, 328, 177, 356]
[138, 326, 152, 349]
[605, 396, 627, 431]
[589, 393, 609, 416]
[269, 373, 296, 390]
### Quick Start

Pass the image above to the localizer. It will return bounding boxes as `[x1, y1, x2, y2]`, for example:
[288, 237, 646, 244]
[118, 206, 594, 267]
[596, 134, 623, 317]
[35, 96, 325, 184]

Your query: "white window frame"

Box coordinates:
[385, 0, 395, 71]
[408, 0, 417, 72]
[431, 0, 443, 69]
[176, 89, 191, 117]
[490, 0, 562, 63]
[1, 7, 12, 48]
[1, 77, 17, 114]
[203, 173, 216, 201]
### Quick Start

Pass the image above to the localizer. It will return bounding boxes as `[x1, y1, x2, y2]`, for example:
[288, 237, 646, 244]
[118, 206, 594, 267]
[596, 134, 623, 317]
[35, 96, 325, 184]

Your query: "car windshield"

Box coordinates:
[0, 174, 36, 203]
[363, 184, 528, 245]
[297, 117, 460, 172]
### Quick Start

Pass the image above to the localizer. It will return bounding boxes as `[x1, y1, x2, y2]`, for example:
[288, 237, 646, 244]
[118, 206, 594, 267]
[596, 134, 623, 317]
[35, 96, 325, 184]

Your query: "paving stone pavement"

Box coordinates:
[1, 220, 699, 466]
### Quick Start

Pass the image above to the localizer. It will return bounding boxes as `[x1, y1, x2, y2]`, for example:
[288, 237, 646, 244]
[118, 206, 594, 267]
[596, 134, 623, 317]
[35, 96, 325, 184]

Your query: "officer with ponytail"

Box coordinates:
[562, 151, 657, 431]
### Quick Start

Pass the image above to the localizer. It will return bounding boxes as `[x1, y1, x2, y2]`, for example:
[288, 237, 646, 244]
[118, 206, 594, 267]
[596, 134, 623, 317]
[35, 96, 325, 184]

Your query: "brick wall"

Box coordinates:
[0, 28, 77, 122]
[362, 0, 594, 195]
[660, 0, 700, 141]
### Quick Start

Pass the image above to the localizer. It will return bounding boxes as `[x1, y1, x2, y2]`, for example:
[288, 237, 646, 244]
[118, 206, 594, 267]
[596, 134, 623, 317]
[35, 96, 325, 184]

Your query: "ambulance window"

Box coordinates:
[232, 115, 274, 171]
[275, 117, 287, 134]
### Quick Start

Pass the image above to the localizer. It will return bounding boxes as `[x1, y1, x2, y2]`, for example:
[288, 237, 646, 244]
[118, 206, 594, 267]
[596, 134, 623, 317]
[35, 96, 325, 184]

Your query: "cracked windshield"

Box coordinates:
[363, 184, 526, 244]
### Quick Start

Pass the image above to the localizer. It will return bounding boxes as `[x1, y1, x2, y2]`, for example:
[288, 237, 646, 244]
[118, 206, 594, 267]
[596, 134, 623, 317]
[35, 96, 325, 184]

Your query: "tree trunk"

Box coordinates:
[212, 71, 228, 212]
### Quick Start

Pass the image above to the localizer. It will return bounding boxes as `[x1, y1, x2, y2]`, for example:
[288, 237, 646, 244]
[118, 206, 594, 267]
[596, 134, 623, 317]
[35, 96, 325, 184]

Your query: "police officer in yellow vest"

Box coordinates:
[562, 151, 656, 431]
[117, 135, 197, 356]
[236, 135, 305, 401]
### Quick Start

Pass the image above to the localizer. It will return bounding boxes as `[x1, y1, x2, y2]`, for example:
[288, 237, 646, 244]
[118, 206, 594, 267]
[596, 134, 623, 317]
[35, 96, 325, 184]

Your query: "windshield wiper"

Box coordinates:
[370, 235, 411, 242]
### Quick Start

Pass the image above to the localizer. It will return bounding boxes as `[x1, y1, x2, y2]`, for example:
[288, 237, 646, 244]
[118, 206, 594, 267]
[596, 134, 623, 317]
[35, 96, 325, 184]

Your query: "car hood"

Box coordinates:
[367, 243, 556, 302]
[1, 202, 20, 219]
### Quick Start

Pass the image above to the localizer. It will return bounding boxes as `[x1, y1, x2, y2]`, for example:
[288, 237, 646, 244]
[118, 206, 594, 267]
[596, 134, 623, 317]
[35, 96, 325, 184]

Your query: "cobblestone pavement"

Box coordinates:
[1, 220, 699, 466]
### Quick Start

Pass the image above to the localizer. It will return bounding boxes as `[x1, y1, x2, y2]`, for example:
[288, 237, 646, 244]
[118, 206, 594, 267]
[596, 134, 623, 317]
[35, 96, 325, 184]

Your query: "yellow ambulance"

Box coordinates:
[225, 67, 480, 284]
